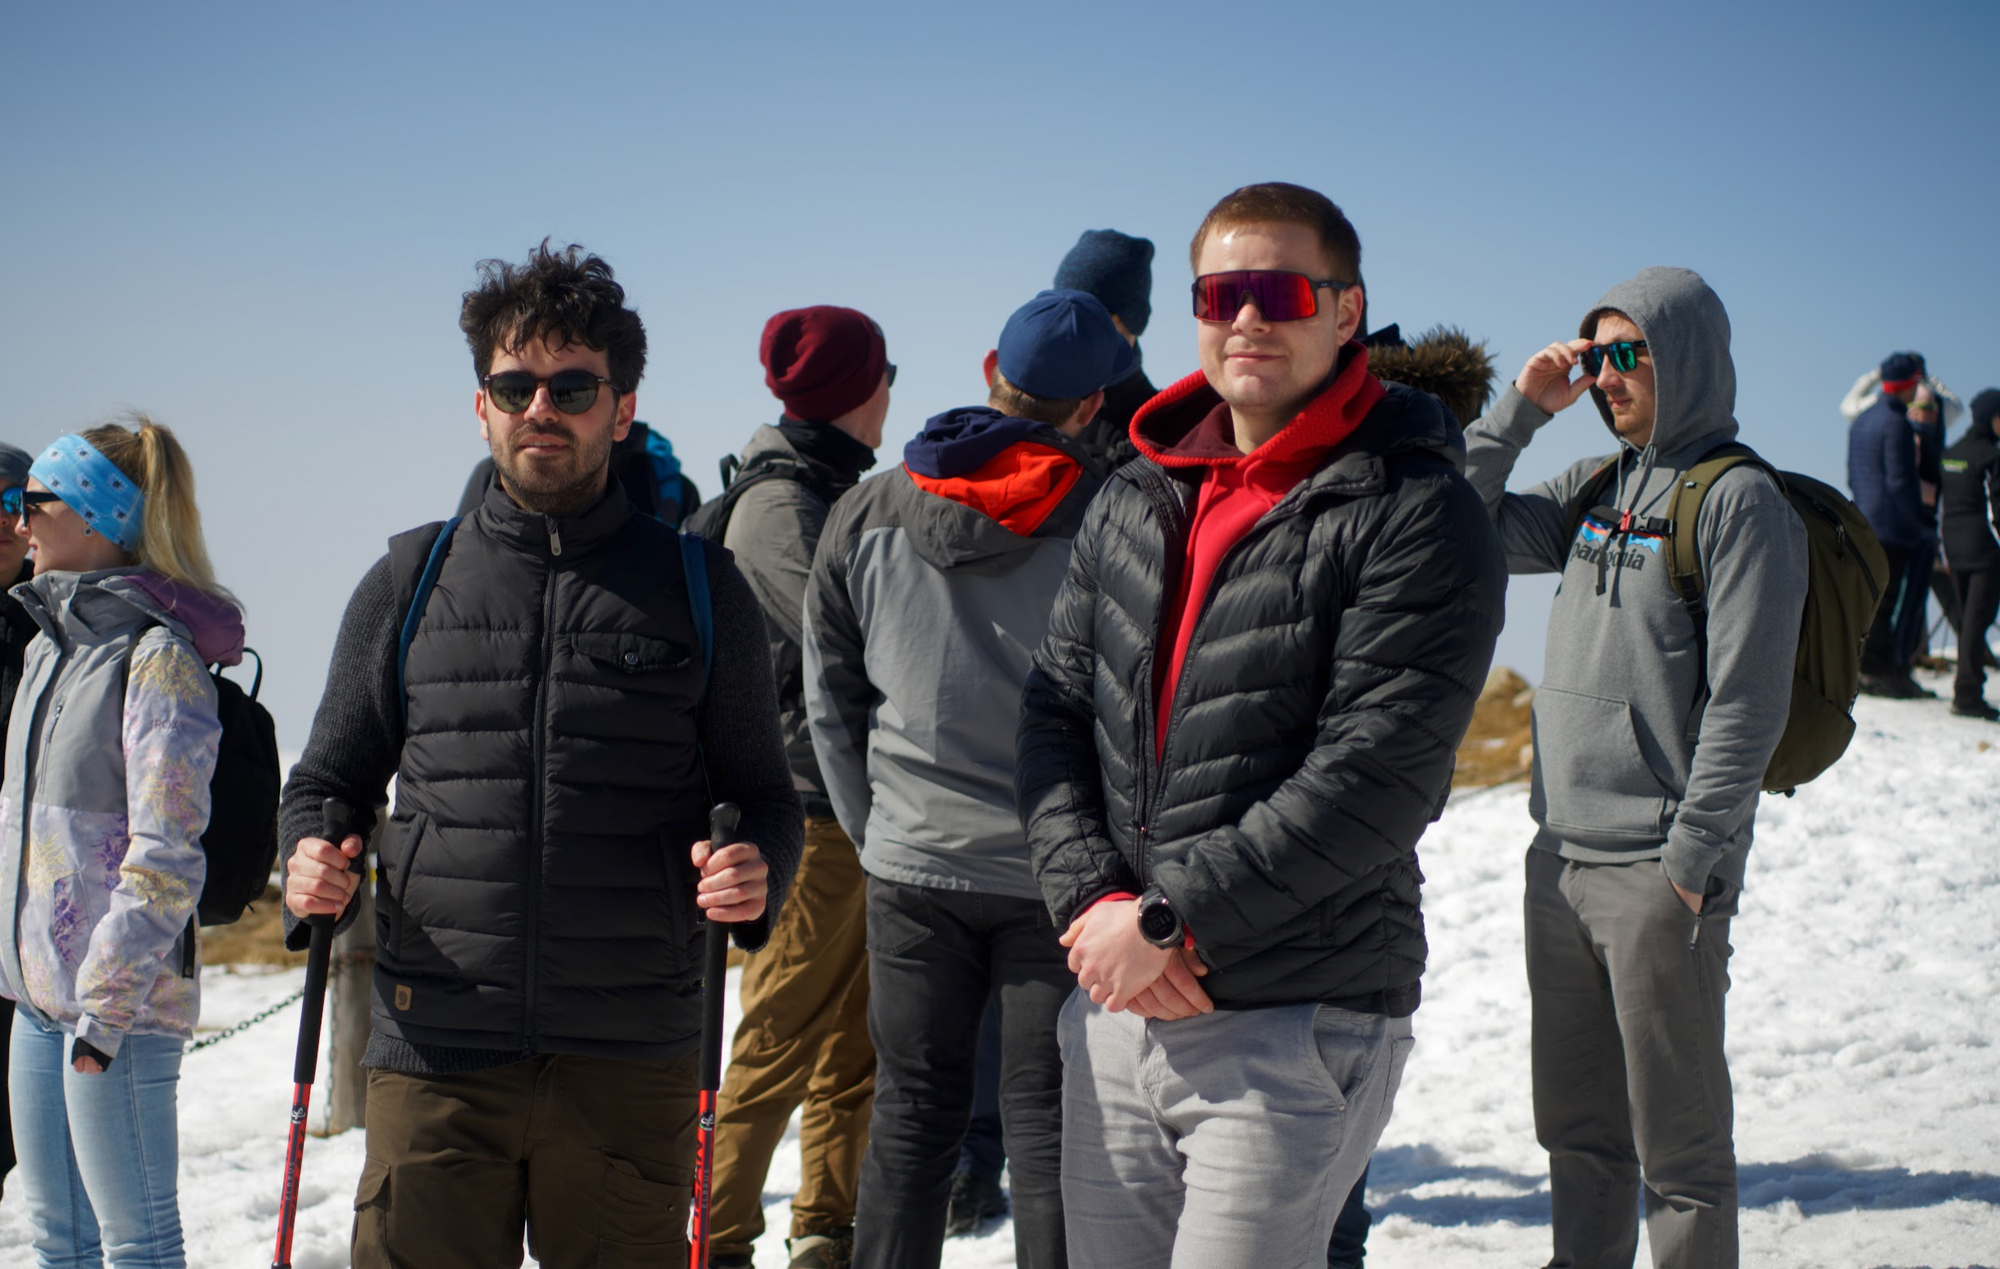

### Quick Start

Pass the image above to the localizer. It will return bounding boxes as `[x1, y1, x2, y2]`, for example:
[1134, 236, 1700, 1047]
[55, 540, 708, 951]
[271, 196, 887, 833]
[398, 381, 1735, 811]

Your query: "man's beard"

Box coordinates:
[491, 423, 614, 516]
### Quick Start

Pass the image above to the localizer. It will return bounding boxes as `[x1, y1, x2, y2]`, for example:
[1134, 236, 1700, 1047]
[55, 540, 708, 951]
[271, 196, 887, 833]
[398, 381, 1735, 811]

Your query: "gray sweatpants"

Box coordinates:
[1525, 847, 1740, 1269]
[1057, 989, 1412, 1269]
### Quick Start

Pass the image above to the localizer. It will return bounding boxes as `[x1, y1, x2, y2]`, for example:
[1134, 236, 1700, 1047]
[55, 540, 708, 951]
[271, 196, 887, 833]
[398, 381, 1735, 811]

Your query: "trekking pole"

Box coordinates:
[689, 800, 740, 1269]
[272, 797, 360, 1269]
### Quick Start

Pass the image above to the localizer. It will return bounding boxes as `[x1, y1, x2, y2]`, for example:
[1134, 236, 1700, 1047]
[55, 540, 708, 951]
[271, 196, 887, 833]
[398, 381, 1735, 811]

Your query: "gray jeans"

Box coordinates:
[1526, 847, 1740, 1269]
[1057, 990, 1413, 1269]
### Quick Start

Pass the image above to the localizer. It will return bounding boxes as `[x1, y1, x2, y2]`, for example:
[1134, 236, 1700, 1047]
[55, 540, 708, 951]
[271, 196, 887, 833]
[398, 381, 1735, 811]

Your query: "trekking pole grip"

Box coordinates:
[700, 803, 740, 1088]
[296, 798, 358, 1086]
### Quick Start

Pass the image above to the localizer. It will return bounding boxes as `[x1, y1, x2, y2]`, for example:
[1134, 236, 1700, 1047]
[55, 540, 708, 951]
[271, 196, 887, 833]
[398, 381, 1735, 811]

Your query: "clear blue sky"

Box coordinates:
[4, 1, 1995, 748]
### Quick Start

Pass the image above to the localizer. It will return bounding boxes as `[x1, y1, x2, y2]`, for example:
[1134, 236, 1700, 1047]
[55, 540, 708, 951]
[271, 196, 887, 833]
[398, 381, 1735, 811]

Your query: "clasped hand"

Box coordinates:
[1060, 897, 1213, 1020]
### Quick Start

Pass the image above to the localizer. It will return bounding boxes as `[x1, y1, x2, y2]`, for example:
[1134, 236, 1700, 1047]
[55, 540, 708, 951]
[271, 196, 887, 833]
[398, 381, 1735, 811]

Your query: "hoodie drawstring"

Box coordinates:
[1596, 441, 1661, 598]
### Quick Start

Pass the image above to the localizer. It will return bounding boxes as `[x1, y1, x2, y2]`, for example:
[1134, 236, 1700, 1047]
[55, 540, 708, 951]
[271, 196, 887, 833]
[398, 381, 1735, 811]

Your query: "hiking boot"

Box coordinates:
[1860, 672, 1927, 699]
[944, 1171, 1008, 1236]
[1951, 699, 2000, 722]
[786, 1228, 853, 1269]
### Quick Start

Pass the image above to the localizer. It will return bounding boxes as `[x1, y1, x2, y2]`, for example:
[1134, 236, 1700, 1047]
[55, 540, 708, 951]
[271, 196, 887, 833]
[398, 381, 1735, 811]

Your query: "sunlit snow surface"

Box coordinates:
[2, 680, 1995, 1267]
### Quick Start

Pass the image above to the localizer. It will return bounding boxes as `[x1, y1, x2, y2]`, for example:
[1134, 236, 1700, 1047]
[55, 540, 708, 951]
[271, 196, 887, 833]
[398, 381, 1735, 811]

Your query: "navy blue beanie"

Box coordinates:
[1972, 388, 2000, 436]
[1879, 351, 1925, 388]
[997, 289, 1138, 400]
[0, 442, 29, 490]
[1054, 229, 1154, 337]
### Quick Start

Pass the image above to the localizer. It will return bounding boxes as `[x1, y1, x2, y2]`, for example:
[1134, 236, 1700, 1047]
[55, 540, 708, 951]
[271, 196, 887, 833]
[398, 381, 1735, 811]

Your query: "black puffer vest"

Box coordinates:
[375, 482, 710, 1060]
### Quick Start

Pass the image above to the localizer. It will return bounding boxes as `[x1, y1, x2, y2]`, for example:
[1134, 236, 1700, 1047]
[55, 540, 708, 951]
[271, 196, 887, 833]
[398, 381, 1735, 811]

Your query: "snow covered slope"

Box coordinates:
[1, 683, 1994, 1267]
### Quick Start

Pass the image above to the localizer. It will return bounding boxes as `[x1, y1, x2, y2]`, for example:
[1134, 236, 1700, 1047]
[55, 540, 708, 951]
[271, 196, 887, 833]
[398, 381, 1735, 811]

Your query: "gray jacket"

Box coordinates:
[805, 417, 1103, 898]
[1462, 267, 1809, 891]
[721, 426, 853, 818]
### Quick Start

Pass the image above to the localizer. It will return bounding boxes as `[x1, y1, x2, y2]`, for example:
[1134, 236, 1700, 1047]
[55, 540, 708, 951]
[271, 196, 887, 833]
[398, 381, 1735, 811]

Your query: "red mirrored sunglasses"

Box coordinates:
[1192, 270, 1352, 322]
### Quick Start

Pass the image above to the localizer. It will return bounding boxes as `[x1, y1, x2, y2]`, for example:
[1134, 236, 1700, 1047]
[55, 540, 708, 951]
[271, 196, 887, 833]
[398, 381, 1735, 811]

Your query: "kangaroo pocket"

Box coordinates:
[1530, 687, 1676, 843]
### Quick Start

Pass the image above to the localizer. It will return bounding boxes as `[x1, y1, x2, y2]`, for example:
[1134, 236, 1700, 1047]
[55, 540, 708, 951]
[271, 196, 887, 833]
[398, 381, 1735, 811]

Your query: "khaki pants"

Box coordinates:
[352, 1052, 697, 1269]
[710, 815, 874, 1255]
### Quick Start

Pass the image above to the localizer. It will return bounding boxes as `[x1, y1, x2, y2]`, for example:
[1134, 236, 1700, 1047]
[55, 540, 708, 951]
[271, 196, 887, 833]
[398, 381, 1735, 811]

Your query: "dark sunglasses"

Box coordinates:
[481, 370, 615, 415]
[1192, 270, 1351, 322]
[1, 488, 62, 517]
[1579, 341, 1649, 376]
[887, 363, 897, 388]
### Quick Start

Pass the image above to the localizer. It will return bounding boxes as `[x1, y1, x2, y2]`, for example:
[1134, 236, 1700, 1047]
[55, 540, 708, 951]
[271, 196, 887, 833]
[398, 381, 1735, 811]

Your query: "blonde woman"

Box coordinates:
[0, 417, 243, 1268]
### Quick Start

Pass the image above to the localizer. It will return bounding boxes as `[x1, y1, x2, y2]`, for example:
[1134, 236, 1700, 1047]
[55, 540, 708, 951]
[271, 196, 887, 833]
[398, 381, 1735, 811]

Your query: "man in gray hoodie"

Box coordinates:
[1462, 267, 1808, 1269]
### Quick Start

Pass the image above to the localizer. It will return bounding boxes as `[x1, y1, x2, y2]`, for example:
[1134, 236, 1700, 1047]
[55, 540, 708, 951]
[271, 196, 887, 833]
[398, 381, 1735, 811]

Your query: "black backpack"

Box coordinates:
[124, 626, 282, 928]
[682, 451, 840, 542]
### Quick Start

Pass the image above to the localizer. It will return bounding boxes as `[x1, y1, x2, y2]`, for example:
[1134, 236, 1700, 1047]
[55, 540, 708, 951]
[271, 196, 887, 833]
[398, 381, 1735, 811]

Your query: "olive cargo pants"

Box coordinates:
[352, 1051, 698, 1268]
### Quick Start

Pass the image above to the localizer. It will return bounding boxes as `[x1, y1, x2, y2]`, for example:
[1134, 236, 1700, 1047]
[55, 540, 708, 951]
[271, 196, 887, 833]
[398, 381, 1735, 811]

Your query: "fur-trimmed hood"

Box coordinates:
[1365, 326, 1496, 430]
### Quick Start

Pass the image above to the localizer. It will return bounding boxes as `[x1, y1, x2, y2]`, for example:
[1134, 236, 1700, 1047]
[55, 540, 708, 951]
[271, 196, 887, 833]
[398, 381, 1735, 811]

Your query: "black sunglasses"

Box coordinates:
[481, 370, 616, 415]
[1579, 340, 1649, 376]
[2, 488, 62, 517]
[887, 363, 897, 388]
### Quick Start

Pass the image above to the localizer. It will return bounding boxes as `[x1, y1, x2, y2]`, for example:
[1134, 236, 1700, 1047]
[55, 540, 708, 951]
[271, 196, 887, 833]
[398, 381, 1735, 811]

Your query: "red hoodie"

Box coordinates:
[1132, 344, 1385, 760]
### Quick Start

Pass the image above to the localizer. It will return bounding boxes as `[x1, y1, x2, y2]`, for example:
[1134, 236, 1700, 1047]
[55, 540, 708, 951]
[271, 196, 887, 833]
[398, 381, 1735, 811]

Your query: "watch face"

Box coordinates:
[1139, 902, 1176, 941]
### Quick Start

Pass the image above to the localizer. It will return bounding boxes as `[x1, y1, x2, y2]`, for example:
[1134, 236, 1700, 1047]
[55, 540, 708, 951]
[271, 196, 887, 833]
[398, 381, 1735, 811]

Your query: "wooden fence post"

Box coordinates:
[320, 826, 377, 1136]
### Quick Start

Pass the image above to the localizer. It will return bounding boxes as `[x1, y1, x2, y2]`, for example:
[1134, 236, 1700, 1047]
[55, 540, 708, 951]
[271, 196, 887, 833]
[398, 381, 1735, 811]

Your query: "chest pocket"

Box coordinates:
[567, 633, 692, 688]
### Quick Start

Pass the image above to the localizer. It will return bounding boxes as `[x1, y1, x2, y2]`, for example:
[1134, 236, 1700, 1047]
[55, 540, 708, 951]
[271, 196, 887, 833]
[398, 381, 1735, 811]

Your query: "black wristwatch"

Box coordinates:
[1136, 886, 1184, 949]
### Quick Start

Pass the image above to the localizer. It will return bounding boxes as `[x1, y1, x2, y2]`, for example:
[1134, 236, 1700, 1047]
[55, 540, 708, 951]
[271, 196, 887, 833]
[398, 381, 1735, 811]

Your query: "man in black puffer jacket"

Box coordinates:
[1016, 183, 1504, 1267]
[280, 243, 802, 1268]
[1941, 388, 2000, 718]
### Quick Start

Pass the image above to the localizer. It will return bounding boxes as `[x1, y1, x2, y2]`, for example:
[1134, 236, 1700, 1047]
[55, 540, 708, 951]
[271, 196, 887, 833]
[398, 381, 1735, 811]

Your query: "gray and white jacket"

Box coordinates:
[805, 412, 1103, 899]
[1462, 267, 1809, 892]
[0, 570, 239, 1056]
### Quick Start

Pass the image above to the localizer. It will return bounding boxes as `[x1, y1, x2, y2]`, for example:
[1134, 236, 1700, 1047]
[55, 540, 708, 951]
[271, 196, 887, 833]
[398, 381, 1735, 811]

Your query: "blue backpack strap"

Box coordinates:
[679, 531, 713, 695]
[398, 515, 461, 715]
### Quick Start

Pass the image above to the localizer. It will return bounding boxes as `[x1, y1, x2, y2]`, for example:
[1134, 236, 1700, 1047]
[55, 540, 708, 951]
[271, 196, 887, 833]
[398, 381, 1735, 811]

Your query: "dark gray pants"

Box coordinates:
[853, 877, 1071, 1269]
[1525, 849, 1739, 1269]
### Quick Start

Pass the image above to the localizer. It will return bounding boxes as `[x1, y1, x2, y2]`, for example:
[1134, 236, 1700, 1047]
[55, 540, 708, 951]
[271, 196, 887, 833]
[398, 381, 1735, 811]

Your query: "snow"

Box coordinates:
[3, 681, 1996, 1267]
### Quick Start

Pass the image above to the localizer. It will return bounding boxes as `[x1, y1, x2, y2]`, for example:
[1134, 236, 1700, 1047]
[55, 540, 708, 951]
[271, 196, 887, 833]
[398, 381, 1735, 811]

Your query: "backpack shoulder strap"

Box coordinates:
[1666, 442, 1783, 608]
[679, 531, 713, 695]
[1562, 455, 1624, 545]
[392, 516, 461, 716]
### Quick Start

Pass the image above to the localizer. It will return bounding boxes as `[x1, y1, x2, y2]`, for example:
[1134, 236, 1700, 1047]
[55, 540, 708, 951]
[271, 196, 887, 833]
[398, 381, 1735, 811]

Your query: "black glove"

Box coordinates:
[71, 1036, 115, 1071]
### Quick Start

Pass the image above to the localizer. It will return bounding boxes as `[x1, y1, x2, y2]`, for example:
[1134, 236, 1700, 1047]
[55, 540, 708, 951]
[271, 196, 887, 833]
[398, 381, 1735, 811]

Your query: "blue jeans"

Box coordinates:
[9, 1007, 186, 1268]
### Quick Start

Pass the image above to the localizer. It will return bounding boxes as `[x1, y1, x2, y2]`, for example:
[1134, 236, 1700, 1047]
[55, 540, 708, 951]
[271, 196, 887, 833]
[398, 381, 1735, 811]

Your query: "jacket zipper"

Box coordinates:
[1134, 473, 1328, 881]
[13, 638, 69, 965]
[1131, 469, 1191, 886]
[522, 517, 560, 1054]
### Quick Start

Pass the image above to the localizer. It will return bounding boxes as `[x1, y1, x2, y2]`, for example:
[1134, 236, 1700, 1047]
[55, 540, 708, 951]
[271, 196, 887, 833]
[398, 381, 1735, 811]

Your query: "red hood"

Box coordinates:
[1129, 342, 1386, 474]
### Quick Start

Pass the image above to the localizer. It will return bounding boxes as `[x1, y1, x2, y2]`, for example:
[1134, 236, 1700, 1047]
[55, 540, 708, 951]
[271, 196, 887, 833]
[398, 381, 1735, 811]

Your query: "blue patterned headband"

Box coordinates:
[30, 435, 146, 553]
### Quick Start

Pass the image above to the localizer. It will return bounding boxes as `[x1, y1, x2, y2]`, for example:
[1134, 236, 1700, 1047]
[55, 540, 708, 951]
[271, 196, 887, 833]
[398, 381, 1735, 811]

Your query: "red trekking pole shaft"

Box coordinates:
[689, 801, 740, 1269]
[272, 797, 359, 1269]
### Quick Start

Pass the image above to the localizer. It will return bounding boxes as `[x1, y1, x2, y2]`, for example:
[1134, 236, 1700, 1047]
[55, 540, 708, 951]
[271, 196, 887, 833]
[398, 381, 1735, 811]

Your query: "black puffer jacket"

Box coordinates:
[1941, 424, 2000, 572]
[1017, 374, 1504, 1009]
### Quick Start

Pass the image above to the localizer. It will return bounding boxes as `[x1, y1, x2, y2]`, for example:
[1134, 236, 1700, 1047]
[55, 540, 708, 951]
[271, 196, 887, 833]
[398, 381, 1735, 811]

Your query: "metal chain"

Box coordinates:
[187, 952, 371, 1055]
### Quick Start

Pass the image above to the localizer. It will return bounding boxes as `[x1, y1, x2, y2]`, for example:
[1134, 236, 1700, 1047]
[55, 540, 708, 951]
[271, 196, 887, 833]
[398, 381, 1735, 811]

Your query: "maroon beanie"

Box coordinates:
[760, 306, 888, 422]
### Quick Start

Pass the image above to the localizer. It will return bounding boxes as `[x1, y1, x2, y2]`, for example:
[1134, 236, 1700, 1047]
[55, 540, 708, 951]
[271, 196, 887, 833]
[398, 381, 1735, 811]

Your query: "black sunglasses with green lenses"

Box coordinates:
[1579, 340, 1648, 376]
[481, 370, 615, 415]
[1, 488, 62, 517]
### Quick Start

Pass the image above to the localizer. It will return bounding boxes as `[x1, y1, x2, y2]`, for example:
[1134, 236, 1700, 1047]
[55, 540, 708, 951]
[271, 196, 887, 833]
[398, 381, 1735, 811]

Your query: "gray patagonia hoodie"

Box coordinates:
[1462, 267, 1809, 891]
